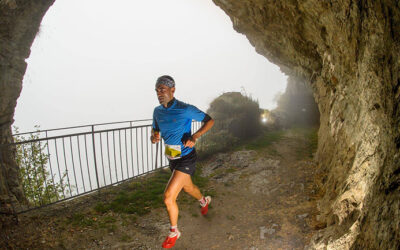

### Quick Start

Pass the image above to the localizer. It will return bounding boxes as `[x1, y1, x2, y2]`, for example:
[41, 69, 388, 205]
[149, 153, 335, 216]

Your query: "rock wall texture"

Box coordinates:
[0, 0, 399, 248]
[0, 0, 55, 215]
[212, 0, 399, 249]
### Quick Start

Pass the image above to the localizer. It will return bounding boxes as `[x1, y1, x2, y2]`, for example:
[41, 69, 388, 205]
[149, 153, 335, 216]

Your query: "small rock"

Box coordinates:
[260, 226, 276, 238]
[266, 228, 276, 235]
[297, 213, 309, 219]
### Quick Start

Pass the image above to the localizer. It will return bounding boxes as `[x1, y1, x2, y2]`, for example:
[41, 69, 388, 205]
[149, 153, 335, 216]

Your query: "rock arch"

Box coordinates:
[1, 0, 399, 248]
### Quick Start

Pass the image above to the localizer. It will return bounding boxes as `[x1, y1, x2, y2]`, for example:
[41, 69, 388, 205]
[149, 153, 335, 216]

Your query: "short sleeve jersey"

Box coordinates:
[152, 98, 206, 157]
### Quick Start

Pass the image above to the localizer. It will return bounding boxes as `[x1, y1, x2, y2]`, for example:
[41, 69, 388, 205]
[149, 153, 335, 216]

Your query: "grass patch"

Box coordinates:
[204, 188, 217, 198]
[121, 214, 137, 226]
[306, 127, 318, 157]
[290, 126, 318, 159]
[180, 197, 189, 203]
[94, 169, 171, 216]
[67, 212, 95, 227]
[225, 167, 236, 174]
[102, 215, 116, 223]
[120, 234, 131, 242]
[93, 166, 211, 217]
[244, 130, 284, 151]
[192, 164, 209, 189]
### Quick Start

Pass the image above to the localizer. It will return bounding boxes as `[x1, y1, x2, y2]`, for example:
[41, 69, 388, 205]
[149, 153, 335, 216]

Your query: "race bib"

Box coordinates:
[165, 144, 182, 160]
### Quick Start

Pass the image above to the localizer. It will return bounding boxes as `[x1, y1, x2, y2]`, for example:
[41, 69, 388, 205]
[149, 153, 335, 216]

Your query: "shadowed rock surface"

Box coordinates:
[0, 0, 56, 216]
[0, 0, 399, 249]
[212, 0, 400, 249]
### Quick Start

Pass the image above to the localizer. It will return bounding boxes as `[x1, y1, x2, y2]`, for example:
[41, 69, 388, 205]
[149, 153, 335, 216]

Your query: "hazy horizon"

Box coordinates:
[14, 0, 287, 133]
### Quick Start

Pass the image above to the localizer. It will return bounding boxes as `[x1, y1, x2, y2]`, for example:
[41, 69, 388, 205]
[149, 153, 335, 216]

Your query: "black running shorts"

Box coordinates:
[169, 148, 197, 176]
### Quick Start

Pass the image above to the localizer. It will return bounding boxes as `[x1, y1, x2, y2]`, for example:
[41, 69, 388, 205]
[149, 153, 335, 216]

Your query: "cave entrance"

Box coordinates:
[1, 0, 320, 217]
[14, 0, 288, 133]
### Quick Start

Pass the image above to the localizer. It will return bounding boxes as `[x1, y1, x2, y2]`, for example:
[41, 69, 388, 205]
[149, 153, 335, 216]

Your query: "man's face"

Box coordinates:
[155, 84, 175, 106]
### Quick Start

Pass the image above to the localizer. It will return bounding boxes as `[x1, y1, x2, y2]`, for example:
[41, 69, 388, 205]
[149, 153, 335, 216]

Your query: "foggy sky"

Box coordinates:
[14, 0, 287, 133]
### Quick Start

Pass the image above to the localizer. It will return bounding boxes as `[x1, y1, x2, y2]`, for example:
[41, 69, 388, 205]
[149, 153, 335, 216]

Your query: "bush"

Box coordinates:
[13, 126, 69, 206]
[198, 92, 262, 157]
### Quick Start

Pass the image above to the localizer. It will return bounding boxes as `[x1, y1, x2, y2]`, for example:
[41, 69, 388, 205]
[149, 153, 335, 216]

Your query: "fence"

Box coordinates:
[0, 119, 203, 213]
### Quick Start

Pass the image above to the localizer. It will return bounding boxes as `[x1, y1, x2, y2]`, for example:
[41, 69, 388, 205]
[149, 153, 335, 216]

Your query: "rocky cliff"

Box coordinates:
[0, 0, 399, 248]
[212, 0, 399, 249]
[0, 0, 55, 215]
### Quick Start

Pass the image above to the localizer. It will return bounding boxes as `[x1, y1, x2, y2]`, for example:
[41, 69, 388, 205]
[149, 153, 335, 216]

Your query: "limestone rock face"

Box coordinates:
[0, 0, 55, 214]
[212, 0, 399, 249]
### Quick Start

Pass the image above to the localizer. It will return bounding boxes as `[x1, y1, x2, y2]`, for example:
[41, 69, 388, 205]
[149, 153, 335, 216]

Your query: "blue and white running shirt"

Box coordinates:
[152, 98, 206, 158]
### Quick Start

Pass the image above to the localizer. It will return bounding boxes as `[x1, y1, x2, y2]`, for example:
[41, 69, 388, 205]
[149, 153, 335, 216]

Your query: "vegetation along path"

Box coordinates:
[1, 127, 323, 249]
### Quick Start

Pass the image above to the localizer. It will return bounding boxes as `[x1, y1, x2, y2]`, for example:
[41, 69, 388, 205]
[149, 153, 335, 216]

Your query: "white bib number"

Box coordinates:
[165, 144, 182, 160]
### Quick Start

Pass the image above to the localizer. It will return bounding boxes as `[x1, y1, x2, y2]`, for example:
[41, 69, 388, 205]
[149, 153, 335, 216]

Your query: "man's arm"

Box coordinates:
[192, 118, 214, 140]
[151, 110, 161, 144]
[183, 116, 214, 148]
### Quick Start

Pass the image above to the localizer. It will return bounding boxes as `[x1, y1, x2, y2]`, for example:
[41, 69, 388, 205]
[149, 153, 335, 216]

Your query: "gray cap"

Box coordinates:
[156, 75, 175, 88]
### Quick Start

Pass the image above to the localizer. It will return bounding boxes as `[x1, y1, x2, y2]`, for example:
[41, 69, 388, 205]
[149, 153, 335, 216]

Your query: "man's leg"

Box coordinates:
[163, 170, 191, 226]
[182, 176, 203, 200]
[183, 175, 211, 215]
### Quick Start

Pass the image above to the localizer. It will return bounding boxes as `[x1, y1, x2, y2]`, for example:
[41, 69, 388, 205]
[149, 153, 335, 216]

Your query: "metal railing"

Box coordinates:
[1, 119, 203, 213]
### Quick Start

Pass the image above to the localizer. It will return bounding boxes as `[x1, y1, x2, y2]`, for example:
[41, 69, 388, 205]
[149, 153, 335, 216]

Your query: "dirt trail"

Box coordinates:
[145, 129, 320, 250]
[2, 128, 321, 250]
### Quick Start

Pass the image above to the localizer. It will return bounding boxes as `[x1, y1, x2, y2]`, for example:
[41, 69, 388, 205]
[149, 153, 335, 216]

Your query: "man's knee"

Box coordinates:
[163, 192, 175, 207]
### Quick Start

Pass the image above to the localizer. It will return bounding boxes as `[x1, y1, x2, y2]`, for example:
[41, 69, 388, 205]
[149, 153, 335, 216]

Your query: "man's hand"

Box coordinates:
[150, 130, 160, 144]
[183, 135, 197, 148]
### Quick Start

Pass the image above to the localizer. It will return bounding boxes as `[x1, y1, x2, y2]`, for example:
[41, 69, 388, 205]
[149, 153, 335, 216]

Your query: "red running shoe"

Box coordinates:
[162, 228, 181, 248]
[201, 196, 212, 215]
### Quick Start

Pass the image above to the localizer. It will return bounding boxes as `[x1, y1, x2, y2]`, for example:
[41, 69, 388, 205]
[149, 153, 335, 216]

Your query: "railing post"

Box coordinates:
[155, 142, 158, 170]
[91, 125, 100, 190]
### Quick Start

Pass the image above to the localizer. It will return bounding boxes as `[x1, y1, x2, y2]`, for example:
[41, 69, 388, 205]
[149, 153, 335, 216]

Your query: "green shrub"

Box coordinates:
[198, 92, 262, 157]
[13, 126, 70, 206]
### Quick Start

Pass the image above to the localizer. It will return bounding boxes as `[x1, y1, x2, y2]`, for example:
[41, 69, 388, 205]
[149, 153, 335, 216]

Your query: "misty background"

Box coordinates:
[14, 0, 287, 133]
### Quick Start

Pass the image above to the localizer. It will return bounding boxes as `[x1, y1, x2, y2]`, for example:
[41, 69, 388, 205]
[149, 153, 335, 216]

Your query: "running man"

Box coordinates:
[150, 75, 214, 248]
